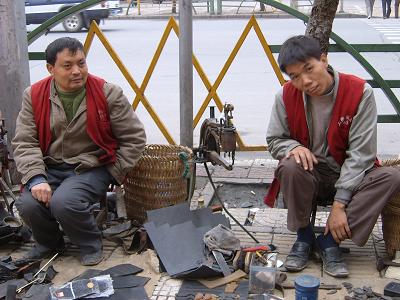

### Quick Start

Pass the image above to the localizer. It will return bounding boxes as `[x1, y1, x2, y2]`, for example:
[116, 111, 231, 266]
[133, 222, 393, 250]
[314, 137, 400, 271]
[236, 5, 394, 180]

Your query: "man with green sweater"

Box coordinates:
[12, 37, 146, 266]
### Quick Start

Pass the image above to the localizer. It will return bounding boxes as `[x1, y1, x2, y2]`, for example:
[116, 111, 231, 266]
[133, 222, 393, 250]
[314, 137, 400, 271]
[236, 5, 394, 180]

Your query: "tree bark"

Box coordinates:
[305, 0, 339, 54]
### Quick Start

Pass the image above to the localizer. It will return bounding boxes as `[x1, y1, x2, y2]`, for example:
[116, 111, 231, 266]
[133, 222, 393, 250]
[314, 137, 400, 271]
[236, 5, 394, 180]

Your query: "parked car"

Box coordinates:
[25, 0, 121, 32]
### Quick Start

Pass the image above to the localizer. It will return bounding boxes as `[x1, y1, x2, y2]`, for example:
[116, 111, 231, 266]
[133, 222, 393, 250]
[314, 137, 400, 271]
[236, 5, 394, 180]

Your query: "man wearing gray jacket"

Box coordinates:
[12, 37, 146, 266]
[266, 35, 400, 277]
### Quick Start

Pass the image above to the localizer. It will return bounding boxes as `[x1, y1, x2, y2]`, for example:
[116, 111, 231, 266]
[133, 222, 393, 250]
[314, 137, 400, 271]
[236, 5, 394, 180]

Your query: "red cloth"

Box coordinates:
[31, 74, 118, 164]
[264, 73, 369, 207]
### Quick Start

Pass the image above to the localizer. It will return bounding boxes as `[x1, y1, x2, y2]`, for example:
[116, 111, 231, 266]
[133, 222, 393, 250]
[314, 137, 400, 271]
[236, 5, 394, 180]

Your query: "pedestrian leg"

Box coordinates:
[387, 0, 392, 17]
[382, 0, 387, 17]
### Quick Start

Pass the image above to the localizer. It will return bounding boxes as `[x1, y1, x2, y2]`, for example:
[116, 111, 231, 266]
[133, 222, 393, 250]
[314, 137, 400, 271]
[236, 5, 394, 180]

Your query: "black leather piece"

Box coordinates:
[95, 286, 149, 300]
[99, 263, 143, 277]
[320, 246, 349, 278]
[22, 283, 52, 300]
[0, 279, 27, 299]
[145, 203, 230, 278]
[73, 269, 102, 281]
[284, 241, 312, 271]
[112, 275, 150, 289]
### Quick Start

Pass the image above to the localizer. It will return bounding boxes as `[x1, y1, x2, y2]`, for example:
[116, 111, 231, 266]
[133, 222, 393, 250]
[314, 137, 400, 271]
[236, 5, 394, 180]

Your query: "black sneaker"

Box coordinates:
[320, 246, 349, 278]
[284, 241, 312, 272]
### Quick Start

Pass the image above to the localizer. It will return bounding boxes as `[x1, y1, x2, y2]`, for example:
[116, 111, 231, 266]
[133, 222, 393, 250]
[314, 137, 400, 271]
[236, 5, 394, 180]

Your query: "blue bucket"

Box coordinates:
[294, 275, 320, 300]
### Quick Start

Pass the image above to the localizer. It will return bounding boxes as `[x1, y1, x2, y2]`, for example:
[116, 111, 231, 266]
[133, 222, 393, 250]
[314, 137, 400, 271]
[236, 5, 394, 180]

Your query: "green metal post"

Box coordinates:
[210, 0, 215, 14]
[216, 0, 222, 15]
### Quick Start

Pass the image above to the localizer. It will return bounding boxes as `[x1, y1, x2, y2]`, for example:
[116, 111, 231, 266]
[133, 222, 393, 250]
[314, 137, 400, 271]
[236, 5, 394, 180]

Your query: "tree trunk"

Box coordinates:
[305, 0, 339, 54]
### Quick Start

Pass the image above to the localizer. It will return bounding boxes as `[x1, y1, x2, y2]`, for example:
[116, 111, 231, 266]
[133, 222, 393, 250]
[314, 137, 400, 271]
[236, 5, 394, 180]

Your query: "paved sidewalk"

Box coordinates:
[148, 154, 397, 299]
[112, 0, 393, 19]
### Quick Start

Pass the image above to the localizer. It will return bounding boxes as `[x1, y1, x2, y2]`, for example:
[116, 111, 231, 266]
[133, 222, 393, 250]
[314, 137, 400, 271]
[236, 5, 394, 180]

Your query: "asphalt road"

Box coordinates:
[27, 18, 400, 155]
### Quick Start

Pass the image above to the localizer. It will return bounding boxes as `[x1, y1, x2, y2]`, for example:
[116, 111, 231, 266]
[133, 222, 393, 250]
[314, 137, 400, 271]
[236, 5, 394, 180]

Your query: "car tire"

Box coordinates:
[84, 18, 100, 29]
[62, 13, 84, 32]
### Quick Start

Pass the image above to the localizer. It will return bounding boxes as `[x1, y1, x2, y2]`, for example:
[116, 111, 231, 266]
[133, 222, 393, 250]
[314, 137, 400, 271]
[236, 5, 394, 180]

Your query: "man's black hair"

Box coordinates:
[278, 35, 322, 74]
[45, 37, 84, 66]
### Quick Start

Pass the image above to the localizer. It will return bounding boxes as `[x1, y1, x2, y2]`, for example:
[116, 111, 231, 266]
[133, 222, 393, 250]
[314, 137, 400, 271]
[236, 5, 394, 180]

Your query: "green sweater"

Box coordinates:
[56, 86, 86, 123]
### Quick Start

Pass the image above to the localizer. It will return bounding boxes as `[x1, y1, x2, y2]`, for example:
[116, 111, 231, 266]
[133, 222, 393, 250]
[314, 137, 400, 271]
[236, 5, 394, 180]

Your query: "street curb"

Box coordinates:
[109, 12, 364, 20]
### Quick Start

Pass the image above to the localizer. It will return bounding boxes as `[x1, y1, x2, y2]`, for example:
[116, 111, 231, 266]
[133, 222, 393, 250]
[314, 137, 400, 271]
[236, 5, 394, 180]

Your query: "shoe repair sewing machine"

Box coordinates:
[193, 103, 236, 170]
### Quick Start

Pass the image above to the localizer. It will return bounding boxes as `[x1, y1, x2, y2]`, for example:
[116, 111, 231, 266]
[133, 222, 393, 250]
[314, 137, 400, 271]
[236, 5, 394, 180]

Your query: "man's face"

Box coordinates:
[46, 48, 88, 92]
[285, 54, 333, 97]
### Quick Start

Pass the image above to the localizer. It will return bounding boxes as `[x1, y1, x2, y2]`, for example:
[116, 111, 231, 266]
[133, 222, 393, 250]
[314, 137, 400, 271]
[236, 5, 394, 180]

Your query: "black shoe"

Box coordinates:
[320, 246, 349, 278]
[23, 242, 65, 260]
[284, 241, 312, 272]
[80, 249, 103, 266]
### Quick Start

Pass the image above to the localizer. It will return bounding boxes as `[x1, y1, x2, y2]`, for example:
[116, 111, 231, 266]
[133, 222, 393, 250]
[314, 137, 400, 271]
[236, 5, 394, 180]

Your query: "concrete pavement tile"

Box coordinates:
[213, 166, 250, 178]
[231, 159, 254, 167]
[213, 177, 263, 184]
[248, 166, 275, 179]
[253, 158, 278, 167]
[196, 165, 214, 177]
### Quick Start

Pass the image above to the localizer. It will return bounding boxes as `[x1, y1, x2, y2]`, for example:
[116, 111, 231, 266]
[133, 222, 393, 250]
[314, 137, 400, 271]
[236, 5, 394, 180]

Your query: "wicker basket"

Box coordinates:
[124, 144, 193, 224]
[381, 159, 400, 258]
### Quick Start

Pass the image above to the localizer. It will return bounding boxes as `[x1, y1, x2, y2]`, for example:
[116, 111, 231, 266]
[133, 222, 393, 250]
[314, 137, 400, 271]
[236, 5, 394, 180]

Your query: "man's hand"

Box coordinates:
[286, 146, 318, 171]
[325, 201, 351, 243]
[31, 183, 52, 207]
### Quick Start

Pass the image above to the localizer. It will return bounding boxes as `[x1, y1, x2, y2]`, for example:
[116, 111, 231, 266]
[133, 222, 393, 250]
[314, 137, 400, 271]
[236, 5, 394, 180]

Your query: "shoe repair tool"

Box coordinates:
[371, 234, 400, 274]
[33, 253, 58, 278]
[193, 104, 236, 171]
[254, 251, 269, 265]
[194, 105, 260, 244]
[16, 253, 59, 294]
[212, 250, 232, 277]
[243, 245, 271, 253]
[16, 277, 41, 294]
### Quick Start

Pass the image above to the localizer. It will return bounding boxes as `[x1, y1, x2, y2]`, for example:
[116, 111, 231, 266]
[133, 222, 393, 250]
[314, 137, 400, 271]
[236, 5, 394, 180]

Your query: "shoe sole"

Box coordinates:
[323, 266, 349, 278]
[81, 255, 104, 266]
[284, 261, 309, 272]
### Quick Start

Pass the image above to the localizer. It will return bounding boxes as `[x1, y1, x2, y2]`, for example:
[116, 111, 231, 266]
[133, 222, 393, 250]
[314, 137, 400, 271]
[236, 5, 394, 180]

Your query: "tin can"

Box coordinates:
[294, 275, 320, 300]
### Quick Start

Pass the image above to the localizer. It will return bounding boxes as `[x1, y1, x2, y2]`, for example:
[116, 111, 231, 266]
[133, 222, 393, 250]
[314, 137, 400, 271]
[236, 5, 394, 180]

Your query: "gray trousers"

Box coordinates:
[16, 164, 111, 254]
[276, 157, 400, 246]
[365, 0, 375, 17]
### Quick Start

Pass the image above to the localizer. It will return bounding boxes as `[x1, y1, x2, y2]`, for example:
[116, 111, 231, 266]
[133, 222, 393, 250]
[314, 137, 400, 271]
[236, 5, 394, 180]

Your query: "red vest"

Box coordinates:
[31, 74, 118, 164]
[264, 73, 375, 207]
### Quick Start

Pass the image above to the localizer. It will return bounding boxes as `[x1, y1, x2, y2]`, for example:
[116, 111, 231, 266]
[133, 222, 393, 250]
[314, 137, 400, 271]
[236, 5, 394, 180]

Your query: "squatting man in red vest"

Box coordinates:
[12, 37, 146, 266]
[265, 35, 400, 277]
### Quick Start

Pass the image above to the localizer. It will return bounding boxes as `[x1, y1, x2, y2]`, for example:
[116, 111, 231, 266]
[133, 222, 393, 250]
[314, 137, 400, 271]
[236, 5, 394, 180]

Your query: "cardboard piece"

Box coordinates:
[198, 269, 247, 289]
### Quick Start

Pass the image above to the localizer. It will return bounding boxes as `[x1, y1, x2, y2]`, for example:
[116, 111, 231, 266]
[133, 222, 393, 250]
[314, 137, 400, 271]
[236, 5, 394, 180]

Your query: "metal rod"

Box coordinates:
[179, 0, 193, 148]
[16, 278, 40, 294]
[204, 162, 260, 243]
[33, 253, 59, 278]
